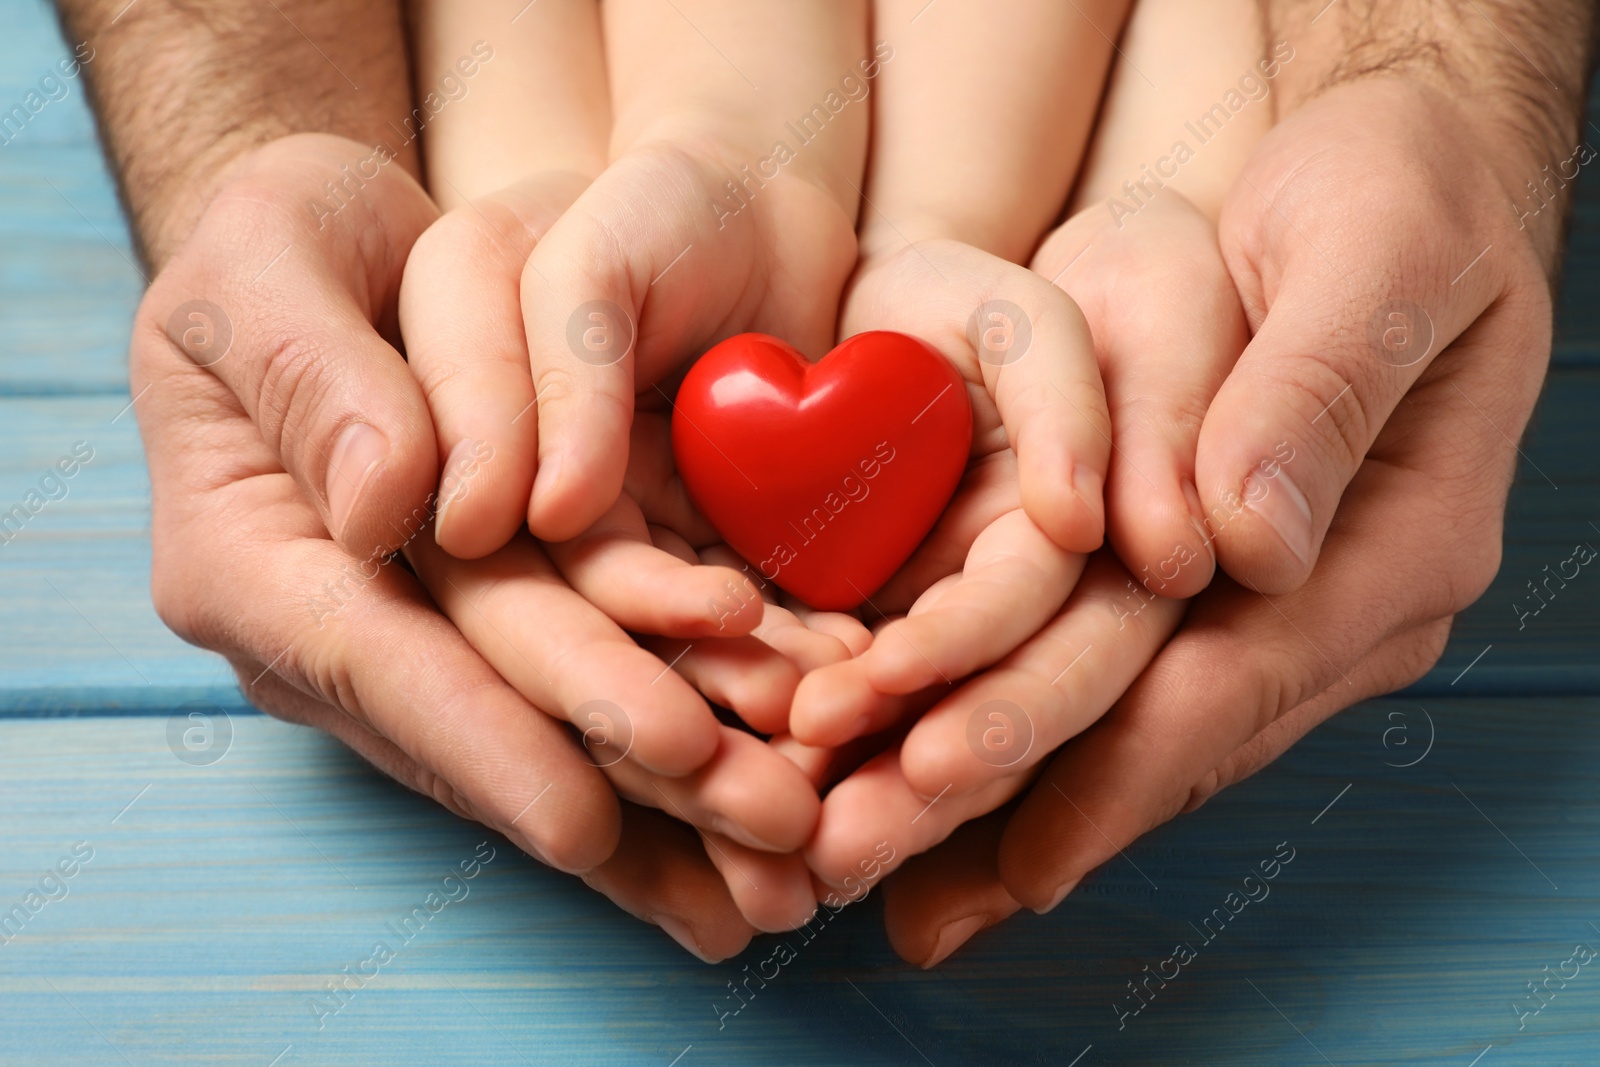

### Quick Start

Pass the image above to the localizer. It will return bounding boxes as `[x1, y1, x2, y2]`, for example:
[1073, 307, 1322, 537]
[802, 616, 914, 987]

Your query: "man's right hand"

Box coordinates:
[141, 133, 443, 560]
[131, 133, 768, 961]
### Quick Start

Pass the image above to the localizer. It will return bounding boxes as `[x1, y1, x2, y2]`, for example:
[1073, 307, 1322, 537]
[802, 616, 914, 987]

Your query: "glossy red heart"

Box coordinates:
[671, 331, 972, 611]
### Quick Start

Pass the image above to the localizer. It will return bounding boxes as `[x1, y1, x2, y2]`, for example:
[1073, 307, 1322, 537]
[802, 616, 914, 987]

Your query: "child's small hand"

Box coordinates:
[799, 193, 1254, 891]
[1034, 191, 1249, 602]
[789, 239, 1109, 746]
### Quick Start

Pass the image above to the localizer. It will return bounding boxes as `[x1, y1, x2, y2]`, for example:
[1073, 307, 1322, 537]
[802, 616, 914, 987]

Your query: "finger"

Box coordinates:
[407, 530, 721, 776]
[881, 812, 1020, 968]
[899, 552, 1184, 799]
[1203, 93, 1516, 593]
[769, 730, 902, 793]
[1034, 194, 1243, 600]
[581, 804, 755, 963]
[864, 510, 1085, 694]
[145, 133, 442, 559]
[805, 748, 1020, 890]
[636, 635, 799, 736]
[843, 241, 1111, 553]
[517, 150, 761, 543]
[789, 657, 938, 749]
[400, 176, 589, 558]
[604, 726, 821, 854]
[880, 620, 1446, 967]
[699, 543, 869, 668]
[627, 411, 722, 545]
[544, 493, 764, 637]
[700, 829, 819, 934]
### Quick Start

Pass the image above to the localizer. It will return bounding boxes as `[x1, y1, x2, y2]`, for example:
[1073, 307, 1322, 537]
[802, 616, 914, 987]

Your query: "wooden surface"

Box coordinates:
[2, 0, 1599, 1062]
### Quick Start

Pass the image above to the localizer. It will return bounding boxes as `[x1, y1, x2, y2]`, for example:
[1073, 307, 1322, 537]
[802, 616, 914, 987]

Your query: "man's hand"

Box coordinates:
[131, 187, 771, 961]
[882, 71, 1569, 965]
[62, 0, 774, 960]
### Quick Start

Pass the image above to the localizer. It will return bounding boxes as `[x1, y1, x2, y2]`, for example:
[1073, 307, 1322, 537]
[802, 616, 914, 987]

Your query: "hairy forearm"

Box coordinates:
[1262, 0, 1595, 264]
[56, 0, 417, 269]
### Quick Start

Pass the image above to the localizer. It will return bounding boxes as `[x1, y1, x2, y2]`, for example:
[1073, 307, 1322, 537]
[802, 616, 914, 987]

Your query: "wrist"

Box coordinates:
[624, 110, 866, 231]
[1264, 3, 1593, 272]
[1294, 76, 1582, 276]
[60, 0, 419, 271]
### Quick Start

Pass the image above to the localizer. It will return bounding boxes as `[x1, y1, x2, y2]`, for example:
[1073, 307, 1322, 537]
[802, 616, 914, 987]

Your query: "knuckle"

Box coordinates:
[418, 768, 476, 824]
[414, 201, 532, 274]
[148, 552, 204, 648]
[1389, 619, 1455, 691]
[1183, 767, 1225, 813]
[1262, 352, 1373, 474]
[1450, 529, 1505, 613]
[410, 347, 466, 398]
[531, 362, 583, 408]
[252, 329, 335, 453]
[1115, 388, 1208, 446]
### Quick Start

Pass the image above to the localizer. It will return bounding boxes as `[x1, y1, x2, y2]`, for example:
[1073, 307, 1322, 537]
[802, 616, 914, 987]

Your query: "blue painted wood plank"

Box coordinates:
[0, 0, 143, 397]
[2, 697, 1598, 1065]
[0, 395, 243, 712]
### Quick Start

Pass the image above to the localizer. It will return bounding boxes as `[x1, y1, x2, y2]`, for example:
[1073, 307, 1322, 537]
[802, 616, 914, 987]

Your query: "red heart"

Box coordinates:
[671, 331, 972, 611]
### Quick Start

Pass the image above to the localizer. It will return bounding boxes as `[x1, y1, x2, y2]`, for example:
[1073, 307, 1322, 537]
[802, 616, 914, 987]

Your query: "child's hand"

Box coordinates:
[793, 193, 1246, 890]
[1034, 192, 1249, 602]
[401, 0, 878, 938]
[516, 1, 870, 544]
[786, 0, 1128, 746]
[405, 528, 841, 934]
[788, 240, 1109, 746]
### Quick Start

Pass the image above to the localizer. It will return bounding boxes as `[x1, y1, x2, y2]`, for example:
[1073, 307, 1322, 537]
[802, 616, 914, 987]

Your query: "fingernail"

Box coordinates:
[327, 423, 389, 540]
[1244, 468, 1312, 565]
[652, 914, 715, 963]
[710, 815, 783, 853]
[922, 914, 988, 968]
[434, 437, 481, 541]
[1182, 479, 1216, 564]
[533, 450, 563, 506]
[1032, 877, 1080, 916]
[1072, 463, 1104, 512]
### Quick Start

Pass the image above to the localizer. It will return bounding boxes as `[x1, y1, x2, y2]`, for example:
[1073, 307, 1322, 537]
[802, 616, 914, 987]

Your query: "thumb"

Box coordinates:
[1198, 113, 1517, 593]
[148, 134, 441, 559]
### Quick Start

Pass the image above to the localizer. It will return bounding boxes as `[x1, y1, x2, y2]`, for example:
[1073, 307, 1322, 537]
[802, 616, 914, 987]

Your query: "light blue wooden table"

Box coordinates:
[3, 1, 1599, 1063]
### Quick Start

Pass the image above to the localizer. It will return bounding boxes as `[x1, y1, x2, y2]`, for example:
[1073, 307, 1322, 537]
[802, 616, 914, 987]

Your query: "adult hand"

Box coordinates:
[144, 133, 444, 560]
[881, 76, 1558, 965]
[132, 134, 763, 961]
